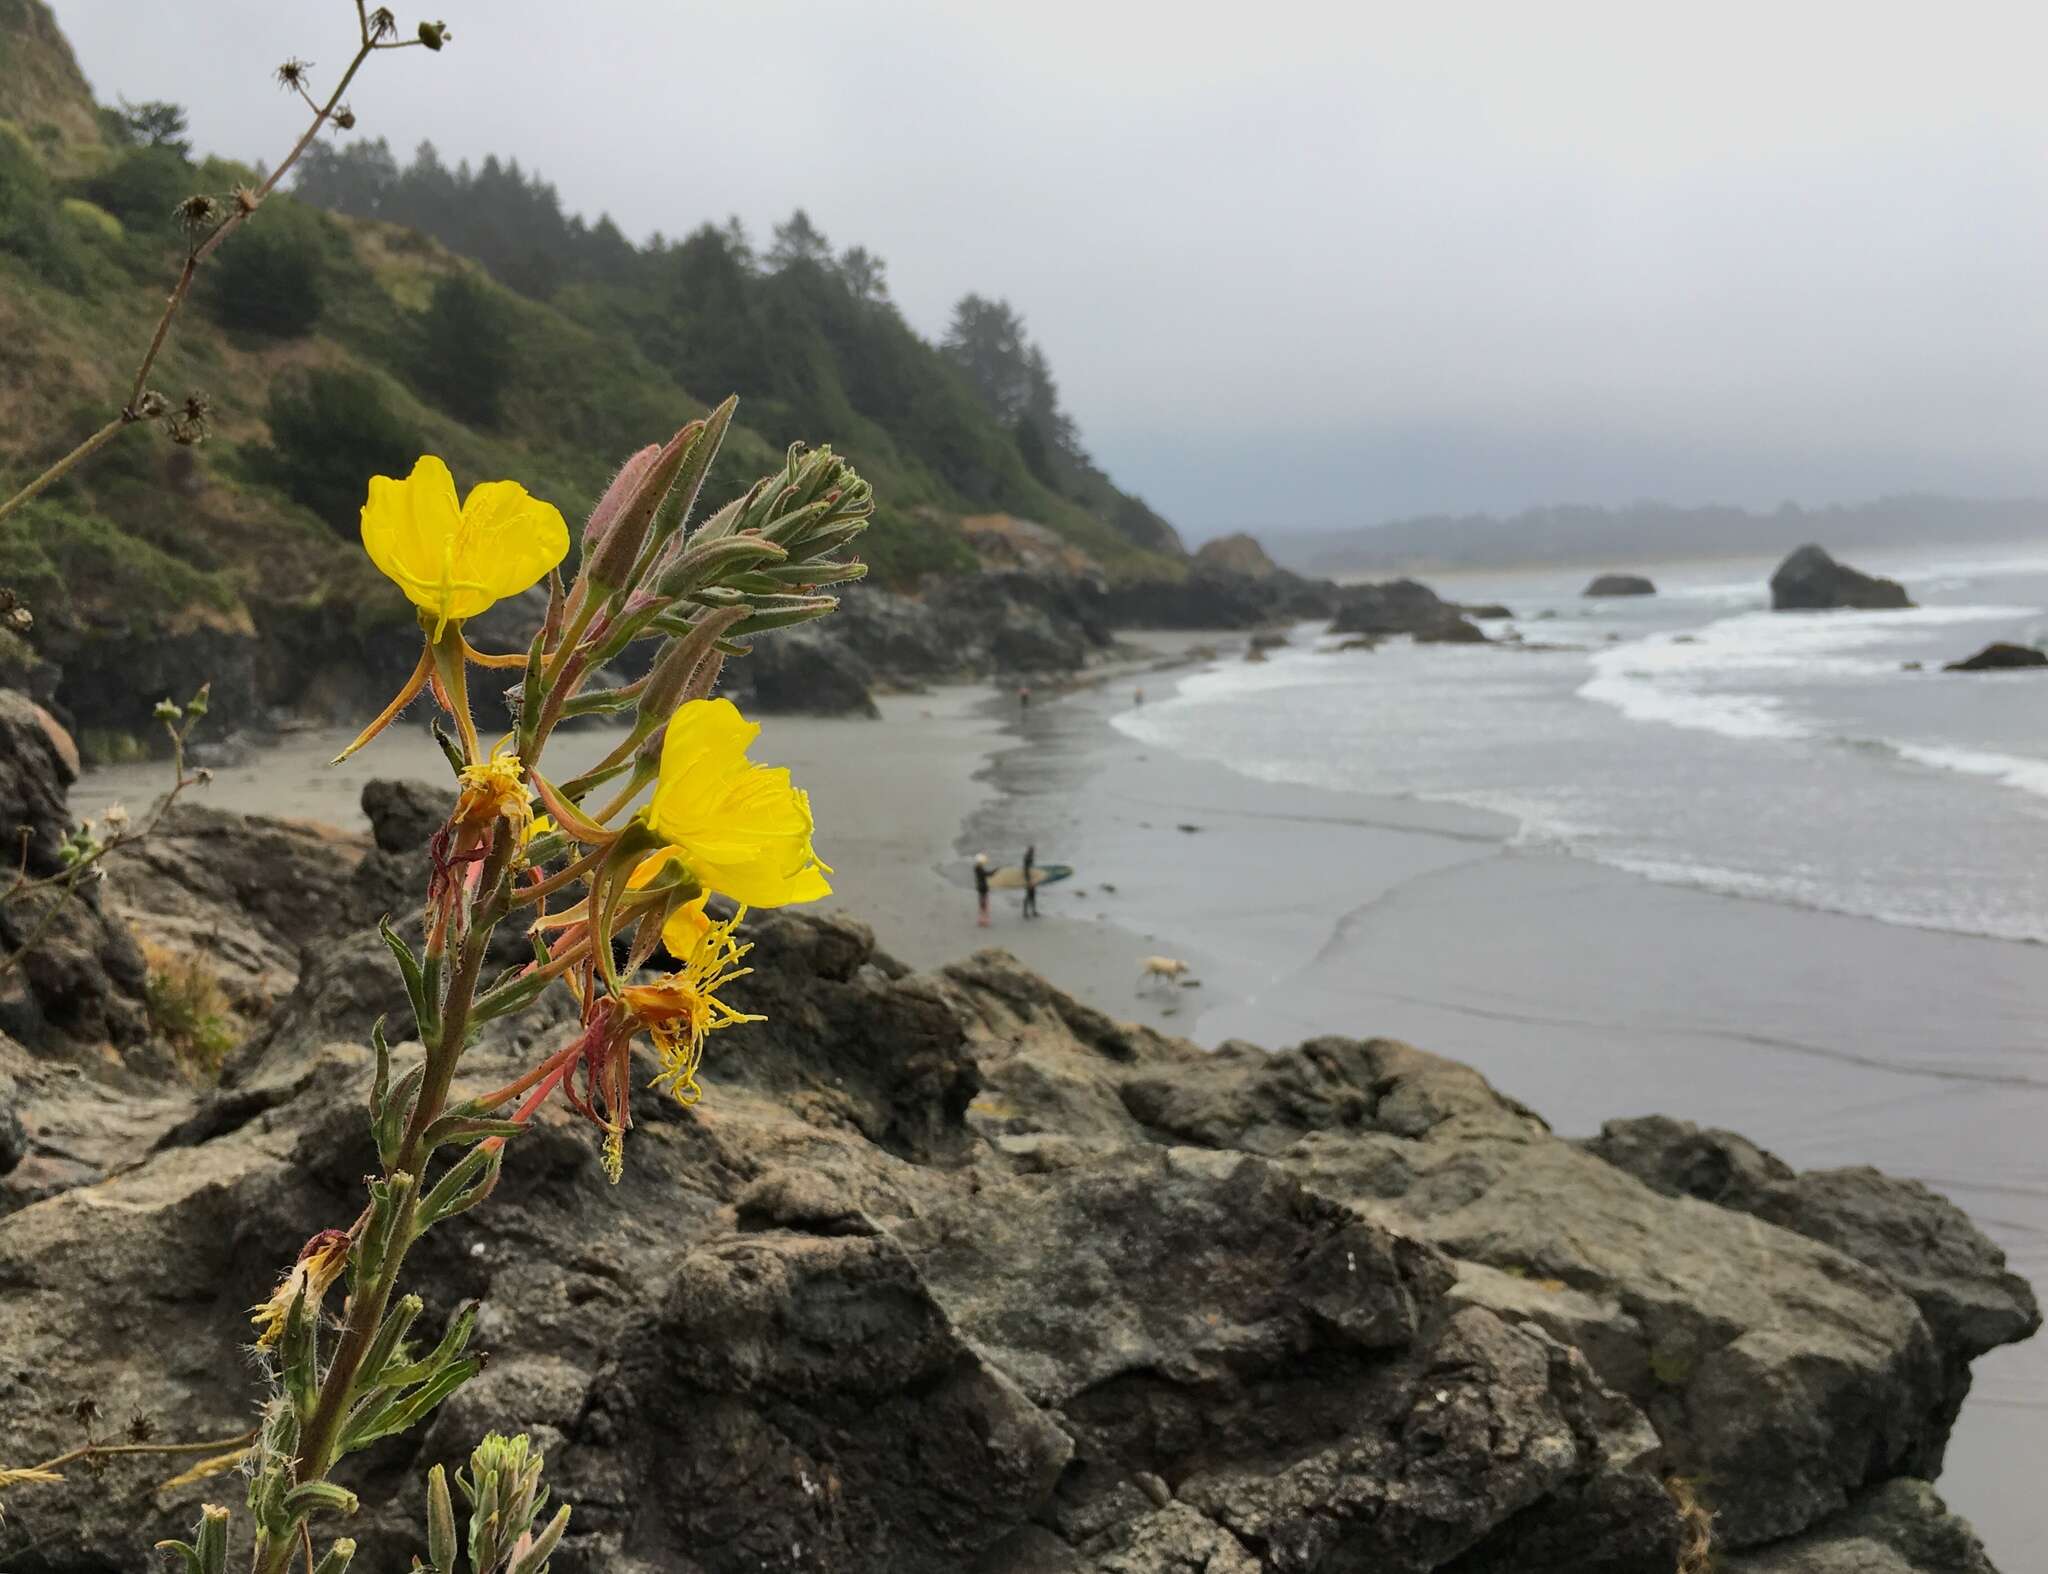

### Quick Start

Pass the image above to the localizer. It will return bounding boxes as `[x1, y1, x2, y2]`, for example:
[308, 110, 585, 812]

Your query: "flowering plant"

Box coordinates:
[1, 407, 870, 1572]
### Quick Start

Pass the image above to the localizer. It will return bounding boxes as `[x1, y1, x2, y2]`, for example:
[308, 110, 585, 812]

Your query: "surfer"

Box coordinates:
[1022, 843, 1039, 918]
[973, 852, 991, 927]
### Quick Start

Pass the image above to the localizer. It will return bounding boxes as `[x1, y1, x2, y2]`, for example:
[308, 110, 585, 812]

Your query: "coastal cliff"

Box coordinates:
[0, 765, 2033, 1572]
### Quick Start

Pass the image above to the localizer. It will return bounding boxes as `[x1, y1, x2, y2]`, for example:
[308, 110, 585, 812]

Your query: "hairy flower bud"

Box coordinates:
[581, 444, 660, 555]
[584, 424, 700, 591]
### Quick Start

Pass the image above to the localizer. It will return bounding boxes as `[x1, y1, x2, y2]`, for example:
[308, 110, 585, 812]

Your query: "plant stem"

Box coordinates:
[257, 833, 515, 1574]
[0, 416, 128, 518]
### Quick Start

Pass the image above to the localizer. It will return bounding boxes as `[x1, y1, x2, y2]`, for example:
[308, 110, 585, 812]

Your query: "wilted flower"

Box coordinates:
[249, 1230, 351, 1349]
[630, 699, 830, 908]
[621, 896, 761, 1108]
[454, 753, 530, 839]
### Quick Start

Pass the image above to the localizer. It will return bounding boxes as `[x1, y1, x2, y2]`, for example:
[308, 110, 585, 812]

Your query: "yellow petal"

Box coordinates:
[361, 455, 462, 616]
[456, 481, 570, 604]
[359, 457, 568, 634]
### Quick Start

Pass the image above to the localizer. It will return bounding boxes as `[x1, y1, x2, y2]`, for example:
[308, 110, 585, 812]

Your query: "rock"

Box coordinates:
[579, 1231, 1072, 1572]
[1458, 601, 1515, 618]
[361, 777, 447, 853]
[899, 1150, 1680, 1573]
[0, 689, 150, 1050]
[726, 624, 881, 717]
[1107, 1035, 1978, 1549]
[1246, 629, 1289, 651]
[98, 803, 368, 1016]
[1770, 544, 1913, 611]
[1583, 1114, 2040, 1443]
[0, 914, 2027, 1570]
[1584, 575, 1657, 597]
[1192, 532, 1280, 579]
[1329, 579, 1489, 644]
[1944, 642, 2047, 672]
[1096, 566, 1337, 631]
[1721, 1479, 1996, 1573]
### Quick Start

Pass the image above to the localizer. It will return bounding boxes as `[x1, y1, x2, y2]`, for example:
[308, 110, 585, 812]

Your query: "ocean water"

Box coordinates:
[1115, 543, 2048, 944]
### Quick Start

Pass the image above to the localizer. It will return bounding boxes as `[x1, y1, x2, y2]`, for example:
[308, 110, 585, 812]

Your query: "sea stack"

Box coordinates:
[1583, 573, 1656, 597]
[1945, 642, 2048, 672]
[1770, 544, 1913, 611]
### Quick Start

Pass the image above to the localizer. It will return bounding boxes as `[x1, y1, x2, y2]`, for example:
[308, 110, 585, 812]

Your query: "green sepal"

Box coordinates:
[374, 1058, 428, 1173]
[278, 1282, 321, 1418]
[559, 685, 640, 718]
[310, 1538, 357, 1574]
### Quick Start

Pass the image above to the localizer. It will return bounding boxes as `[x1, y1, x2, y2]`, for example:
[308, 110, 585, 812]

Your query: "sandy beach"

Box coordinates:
[73, 634, 2045, 1561]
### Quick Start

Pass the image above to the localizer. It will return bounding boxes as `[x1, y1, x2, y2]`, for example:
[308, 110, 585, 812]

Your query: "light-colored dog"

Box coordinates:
[1139, 956, 1191, 989]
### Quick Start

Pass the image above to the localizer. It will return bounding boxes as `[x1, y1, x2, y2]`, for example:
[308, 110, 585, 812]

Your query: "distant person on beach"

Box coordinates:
[973, 852, 991, 927]
[1134, 686, 1144, 706]
[1018, 684, 1032, 709]
[1022, 843, 1039, 918]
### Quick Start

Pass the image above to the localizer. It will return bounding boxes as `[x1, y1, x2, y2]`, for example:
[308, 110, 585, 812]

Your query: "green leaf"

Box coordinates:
[378, 916, 437, 1040]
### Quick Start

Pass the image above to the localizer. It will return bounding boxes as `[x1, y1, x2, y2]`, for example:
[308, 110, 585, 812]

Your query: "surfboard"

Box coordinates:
[987, 862, 1073, 891]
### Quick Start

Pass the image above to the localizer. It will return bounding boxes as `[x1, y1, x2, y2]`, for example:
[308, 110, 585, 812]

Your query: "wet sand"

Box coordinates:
[75, 642, 2044, 1559]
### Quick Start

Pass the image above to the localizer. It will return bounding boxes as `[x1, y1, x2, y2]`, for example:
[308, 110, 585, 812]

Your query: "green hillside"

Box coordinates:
[0, 2, 1181, 752]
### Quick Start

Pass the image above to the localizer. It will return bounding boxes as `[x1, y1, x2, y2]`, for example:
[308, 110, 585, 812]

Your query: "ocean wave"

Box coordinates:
[1575, 602, 2039, 744]
[1885, 741, 2048, 802]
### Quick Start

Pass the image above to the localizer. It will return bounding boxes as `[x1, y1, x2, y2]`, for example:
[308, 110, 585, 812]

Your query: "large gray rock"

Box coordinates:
[1584, 574, 1657, 597]
[1770, 544, 1913, 611]
[1722, 1479, 1996, 1573]
[0, 688, 150, 1050]
[1329, 579, 1488, 644]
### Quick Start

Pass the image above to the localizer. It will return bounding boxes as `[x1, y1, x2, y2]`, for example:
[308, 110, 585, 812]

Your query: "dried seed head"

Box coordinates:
[417, 20, 450, 49]
[368, 8, 397, 40]
[72, 1397, 102, 1429]
[167, 391, 212, 446]
[274, 58, 312, 91]
[131, 390, 169, 421]
[174, 193, 220, 234]
[333, 104, 357, 131]
[126, 1412, 157, 1443]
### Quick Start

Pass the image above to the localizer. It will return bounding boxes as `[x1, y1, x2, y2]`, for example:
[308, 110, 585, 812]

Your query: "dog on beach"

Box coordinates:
[1138, 955, 1191, 990]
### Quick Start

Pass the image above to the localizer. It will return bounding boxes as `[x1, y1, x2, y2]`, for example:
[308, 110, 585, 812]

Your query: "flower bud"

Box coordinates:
[582, 445, 660, 554]
[418, 20, 450, 49]
[584, 421, 704, 591]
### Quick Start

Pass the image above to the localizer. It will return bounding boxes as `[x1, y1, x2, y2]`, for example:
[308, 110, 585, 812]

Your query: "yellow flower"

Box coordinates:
[621, 897, 762, 1106]
[454, 751, 531, 837]
[249, 1229, 351, 1349]
[632, 699, 832, 908]
[360, 455, 568, 640]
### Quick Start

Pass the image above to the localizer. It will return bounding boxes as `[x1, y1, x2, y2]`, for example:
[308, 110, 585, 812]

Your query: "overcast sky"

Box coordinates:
[49, 1, 2048, 540]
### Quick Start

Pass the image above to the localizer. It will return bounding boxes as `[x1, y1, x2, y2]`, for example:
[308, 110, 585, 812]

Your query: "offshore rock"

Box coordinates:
[1770, 544, 1913, 611]
[1584, 573, 1657, 596]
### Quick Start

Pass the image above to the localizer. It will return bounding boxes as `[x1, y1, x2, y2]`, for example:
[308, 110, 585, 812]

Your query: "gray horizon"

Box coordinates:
[48, 0, 2048, 542]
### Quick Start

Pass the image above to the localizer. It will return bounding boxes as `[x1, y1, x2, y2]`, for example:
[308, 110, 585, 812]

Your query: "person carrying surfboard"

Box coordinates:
[1022, 844, 1039, 918]
[973, 852, 991, 927]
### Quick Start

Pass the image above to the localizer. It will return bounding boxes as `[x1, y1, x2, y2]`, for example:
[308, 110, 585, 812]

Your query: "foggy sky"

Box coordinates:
[48, 1, 2048, 540]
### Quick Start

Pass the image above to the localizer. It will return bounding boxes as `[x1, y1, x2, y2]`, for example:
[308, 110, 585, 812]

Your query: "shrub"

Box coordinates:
[143, 942, 237, 1080]
[0, 499, 237, 626]
[258, 368, 417, 530]
[78, 144, 189, 230]
[412, 272, 513, 425]
[205, 199, 327, 336]
[0, 122, 84, 285]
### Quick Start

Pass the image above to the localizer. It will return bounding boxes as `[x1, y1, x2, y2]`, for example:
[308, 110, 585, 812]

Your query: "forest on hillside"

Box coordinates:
[290, 138, 1179, 560]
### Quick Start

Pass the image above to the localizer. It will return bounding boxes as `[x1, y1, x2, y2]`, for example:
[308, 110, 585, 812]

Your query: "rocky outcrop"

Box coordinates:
[1770, 545, 1913, 611]
[1944, 642, 2047, 672]
[0, 689, 149, 1049]
[0, 884, 2030, 1569]
[1584, 574, 1656, 597]
[1721, 1479, 1996, 1573]
[1096, 565, 1338, 631]
[1330, 579, 1488, 644]
[1192, 532, 1281, 579]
